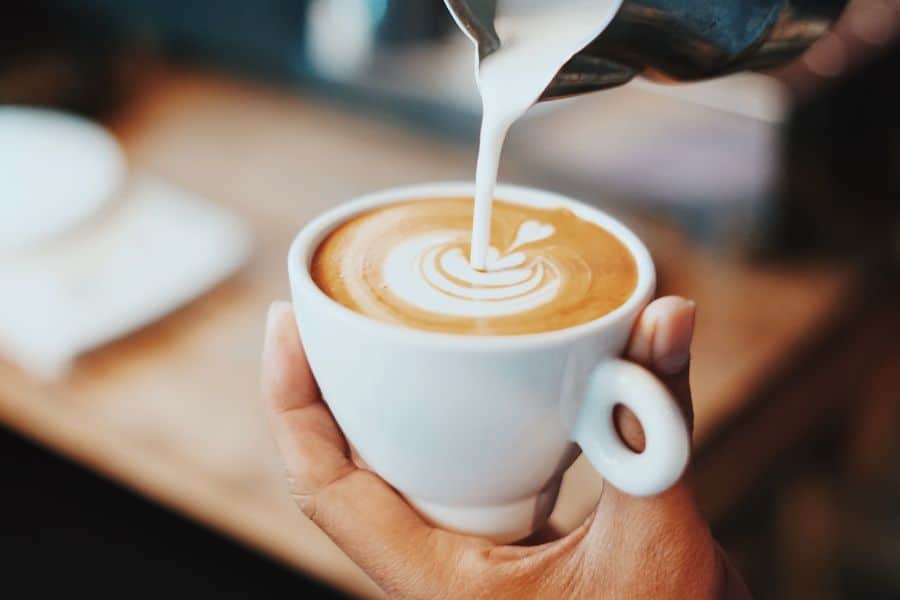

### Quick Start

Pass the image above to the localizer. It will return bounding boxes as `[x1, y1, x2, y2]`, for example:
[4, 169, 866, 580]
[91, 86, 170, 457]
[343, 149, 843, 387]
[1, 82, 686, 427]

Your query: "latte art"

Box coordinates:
[384, 221, 565, 317]
[312, 198, 637, 336]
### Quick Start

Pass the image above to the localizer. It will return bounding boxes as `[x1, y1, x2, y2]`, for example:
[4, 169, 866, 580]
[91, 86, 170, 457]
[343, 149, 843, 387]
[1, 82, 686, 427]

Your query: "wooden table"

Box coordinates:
[0, 71, 860, 598]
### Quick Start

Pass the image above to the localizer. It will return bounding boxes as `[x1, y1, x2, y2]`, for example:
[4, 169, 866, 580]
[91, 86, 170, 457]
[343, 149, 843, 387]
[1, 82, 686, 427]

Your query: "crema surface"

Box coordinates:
[311, 198, 637, 335]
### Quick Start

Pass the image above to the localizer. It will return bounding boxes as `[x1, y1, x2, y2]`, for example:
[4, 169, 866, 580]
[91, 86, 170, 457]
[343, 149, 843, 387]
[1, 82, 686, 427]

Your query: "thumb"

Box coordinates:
[573, 297, 718, 594]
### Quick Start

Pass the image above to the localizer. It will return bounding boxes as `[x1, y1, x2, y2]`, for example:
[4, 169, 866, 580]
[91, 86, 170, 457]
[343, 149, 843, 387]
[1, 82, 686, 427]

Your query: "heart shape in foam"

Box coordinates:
[510, 220, 555, 251]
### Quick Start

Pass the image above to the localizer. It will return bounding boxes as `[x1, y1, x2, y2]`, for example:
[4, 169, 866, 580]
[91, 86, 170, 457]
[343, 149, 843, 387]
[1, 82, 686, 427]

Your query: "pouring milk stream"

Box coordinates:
[469, 0, 622, 270]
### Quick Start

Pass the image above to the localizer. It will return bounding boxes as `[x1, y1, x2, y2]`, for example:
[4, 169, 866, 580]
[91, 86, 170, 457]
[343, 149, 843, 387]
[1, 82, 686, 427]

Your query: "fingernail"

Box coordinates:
[653, 300, 696, 375]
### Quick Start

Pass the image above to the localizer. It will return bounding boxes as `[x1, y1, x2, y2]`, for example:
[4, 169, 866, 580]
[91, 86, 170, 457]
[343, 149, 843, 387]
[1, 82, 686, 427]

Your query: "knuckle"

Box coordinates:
[279, 426, 350, 490]
[290, 491, 319, 522]
[284, 462, 356, 522]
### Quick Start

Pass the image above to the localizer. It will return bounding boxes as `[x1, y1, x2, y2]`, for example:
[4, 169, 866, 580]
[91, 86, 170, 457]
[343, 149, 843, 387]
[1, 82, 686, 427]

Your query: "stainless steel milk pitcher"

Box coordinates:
[445, 0, 848, 99]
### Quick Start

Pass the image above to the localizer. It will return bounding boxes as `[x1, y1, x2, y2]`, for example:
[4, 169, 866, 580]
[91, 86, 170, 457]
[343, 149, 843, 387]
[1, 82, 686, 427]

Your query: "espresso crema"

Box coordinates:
[311, 198, 637, 335]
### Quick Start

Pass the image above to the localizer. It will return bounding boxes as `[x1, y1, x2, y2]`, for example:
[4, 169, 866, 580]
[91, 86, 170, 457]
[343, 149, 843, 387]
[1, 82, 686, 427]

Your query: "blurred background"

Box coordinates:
[1, 0, 898, 598]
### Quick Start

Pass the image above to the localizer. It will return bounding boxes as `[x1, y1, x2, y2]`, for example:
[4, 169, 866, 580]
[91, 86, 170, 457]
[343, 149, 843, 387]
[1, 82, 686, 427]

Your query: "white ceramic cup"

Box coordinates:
[288, 182, 690, 543]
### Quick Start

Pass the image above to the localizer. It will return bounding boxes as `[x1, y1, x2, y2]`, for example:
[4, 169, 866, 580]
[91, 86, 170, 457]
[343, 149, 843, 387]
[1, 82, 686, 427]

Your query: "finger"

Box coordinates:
[261, 303, 357, 507]
[261, 302, 320, 415]
[627, 296, 695, 377]
[261, 302, 477, 592]
[616, 296, 696, 451]
[261, 302, 351, 486]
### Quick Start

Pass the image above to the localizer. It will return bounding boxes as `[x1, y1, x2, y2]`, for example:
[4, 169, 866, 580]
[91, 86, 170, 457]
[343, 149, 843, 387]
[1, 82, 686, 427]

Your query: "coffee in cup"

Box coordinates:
[311, 197, 637, 336]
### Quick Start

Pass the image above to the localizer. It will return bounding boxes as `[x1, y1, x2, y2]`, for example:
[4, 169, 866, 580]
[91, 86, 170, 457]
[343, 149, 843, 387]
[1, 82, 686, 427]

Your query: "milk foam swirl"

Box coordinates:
[383, 221, 558, 317]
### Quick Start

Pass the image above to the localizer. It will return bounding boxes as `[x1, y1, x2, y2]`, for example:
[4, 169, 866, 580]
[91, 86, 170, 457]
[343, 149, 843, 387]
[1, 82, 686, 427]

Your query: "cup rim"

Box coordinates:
[288, 182, 655, 350]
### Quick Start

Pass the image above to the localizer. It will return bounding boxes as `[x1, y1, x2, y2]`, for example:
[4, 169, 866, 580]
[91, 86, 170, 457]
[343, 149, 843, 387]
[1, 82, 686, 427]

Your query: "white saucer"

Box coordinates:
[0, 107, 126, 252]
[0, 174, 253, 379]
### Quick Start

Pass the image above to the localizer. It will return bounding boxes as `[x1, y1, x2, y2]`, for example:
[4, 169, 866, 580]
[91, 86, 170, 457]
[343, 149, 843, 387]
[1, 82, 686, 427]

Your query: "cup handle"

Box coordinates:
[571, 358, 690, 496]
